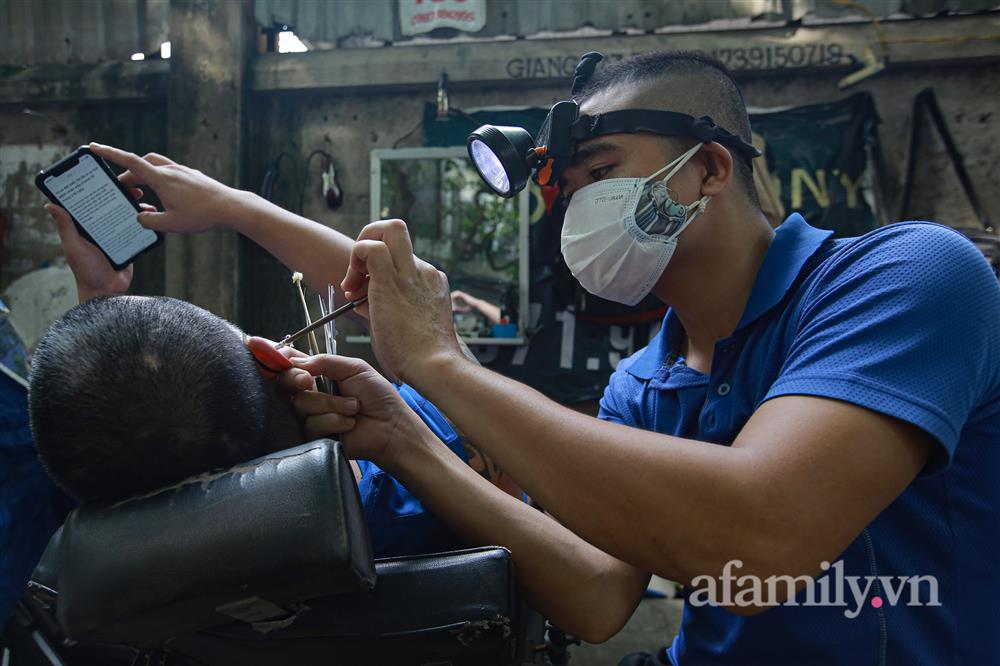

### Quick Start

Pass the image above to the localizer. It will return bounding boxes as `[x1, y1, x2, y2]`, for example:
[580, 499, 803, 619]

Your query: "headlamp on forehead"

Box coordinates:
[467, 52, 762, 198]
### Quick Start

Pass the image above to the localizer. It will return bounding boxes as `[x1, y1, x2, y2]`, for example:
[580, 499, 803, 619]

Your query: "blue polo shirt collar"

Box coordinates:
[626, 214, 832, 380]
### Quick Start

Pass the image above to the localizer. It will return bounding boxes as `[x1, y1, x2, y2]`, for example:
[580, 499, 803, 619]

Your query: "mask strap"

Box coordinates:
[644, 143, 704, 184]
[671, 195, 712, 238]
[687, 195, 711, 214]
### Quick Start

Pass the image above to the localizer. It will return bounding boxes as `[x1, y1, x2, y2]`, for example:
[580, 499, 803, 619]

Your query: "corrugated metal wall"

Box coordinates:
[0, 0, 168, 65]
[253, 0, 773, 45]
[254, 0, 998, 46]
[2, 0, 996, 66]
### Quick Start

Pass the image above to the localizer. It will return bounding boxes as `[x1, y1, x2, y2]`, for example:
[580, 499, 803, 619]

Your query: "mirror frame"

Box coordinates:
[367, 146, 529, 346]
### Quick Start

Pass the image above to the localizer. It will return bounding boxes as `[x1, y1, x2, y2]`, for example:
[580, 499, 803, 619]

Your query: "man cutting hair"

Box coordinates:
[312, 50, 1000, 664]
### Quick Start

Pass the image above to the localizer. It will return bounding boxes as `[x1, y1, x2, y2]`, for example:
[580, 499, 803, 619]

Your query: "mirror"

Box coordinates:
[368, 147, 529, 345]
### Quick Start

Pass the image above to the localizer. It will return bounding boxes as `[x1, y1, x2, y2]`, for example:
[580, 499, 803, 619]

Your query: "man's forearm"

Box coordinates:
[225, 193, 354, 297]
[407, 355, 762, 585]
[384, 416, 648, 643]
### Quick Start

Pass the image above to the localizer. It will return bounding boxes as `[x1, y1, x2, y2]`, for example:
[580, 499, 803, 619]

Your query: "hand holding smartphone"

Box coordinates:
[36, 146, 162, 270]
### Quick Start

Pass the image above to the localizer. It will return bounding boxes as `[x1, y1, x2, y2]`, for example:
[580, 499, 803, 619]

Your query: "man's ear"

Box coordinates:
[699, 141, 734, 197]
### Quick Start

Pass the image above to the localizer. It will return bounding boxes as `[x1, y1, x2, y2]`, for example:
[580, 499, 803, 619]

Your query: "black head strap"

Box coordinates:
[569, 109, 761, 163]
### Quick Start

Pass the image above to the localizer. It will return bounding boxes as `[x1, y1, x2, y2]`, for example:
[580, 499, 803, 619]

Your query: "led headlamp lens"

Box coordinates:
[467, 125, 536, 198]
[469, 139, 510, 196]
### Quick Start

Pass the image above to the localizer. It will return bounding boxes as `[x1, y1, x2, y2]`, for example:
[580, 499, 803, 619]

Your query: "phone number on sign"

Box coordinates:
[706, 43, 846, 70]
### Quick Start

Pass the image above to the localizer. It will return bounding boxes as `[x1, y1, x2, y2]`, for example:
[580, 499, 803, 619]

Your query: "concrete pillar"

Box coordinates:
[165, 0, 254, 321]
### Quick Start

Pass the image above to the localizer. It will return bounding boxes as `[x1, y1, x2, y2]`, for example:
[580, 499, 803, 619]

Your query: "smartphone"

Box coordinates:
[36, 146, 162, 270]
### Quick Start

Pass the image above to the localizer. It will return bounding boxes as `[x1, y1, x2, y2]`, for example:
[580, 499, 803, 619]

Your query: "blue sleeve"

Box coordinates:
[395, 384, 467, 464]
[356, 384, 465, 558]
[763, 223, 1000, 473]
[598, 357, 644, 427]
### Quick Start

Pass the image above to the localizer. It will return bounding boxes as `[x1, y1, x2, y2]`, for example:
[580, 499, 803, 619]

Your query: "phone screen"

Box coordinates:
[43, 153, 158, 266]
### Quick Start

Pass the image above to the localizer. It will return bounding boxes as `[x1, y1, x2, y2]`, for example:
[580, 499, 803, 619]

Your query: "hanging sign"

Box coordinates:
[400, 0, 487, 37]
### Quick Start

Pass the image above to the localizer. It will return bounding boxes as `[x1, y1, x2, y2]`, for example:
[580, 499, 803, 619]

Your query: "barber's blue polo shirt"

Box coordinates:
[600, 214, 1000, 665]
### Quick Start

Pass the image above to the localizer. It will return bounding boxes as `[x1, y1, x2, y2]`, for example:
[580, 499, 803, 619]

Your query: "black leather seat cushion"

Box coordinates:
[167, 546, 520, 666]
[53, 439, 375, 645]
[29, 439, 539, 665]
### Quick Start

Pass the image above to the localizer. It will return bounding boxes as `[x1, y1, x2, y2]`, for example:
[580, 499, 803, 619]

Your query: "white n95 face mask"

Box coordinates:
[561, 143, 711, 306]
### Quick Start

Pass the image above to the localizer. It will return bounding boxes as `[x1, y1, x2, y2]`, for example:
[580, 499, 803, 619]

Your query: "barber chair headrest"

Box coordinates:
[48, 439, 375, 646]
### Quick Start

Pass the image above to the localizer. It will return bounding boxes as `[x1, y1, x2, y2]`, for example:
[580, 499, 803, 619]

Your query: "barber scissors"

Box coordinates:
[280, 280, 367, 394]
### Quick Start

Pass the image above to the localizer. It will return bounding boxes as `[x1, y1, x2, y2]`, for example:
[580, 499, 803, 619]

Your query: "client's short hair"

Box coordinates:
[29, 296, 302, 502]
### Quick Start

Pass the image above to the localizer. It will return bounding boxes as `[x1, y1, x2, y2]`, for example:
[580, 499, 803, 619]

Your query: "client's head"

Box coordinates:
[29, 295, 303, 502]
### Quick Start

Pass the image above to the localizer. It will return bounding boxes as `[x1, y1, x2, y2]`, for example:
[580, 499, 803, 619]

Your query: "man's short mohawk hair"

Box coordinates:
[575, 50, 759, 204]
